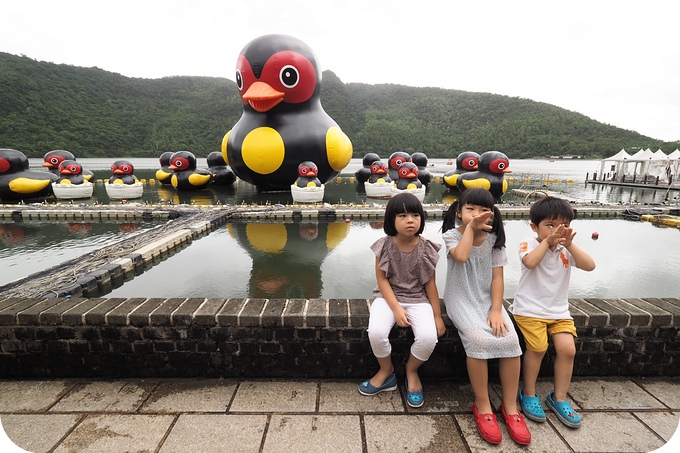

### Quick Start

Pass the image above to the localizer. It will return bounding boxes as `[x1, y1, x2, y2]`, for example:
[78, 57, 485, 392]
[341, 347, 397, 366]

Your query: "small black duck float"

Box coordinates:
[456, 150, 511, 198]
[52, 159, 93, 199]
[168, 151, 213, 191]
[206, 151, 236, 186]
[443, 151, 480, 191]
[156, 152, 174, 185]
[105, 160, 143, 200]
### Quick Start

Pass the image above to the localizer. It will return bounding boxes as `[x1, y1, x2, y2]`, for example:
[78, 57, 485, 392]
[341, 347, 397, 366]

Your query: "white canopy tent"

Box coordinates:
[597, 148, 675, 183]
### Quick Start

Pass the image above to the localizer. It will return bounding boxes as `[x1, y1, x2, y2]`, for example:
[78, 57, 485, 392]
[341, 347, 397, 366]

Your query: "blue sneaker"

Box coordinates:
[405, 378, 424, 408]
[358, 373, 398, 396]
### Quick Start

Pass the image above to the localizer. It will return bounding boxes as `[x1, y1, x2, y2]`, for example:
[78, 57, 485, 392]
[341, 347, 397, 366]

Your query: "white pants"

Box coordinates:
[367, 298, 438, 362]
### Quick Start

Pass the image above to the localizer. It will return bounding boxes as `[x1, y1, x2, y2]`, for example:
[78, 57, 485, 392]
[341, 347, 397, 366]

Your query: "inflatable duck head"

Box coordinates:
[222, 34, 353, 191]
[56, 160, 87, 185]
[394, 162, 422, 190]
[411, 152, 431, 185]
[367, 160, 390, 184]
[294, 161, 322, 188]
[388, 151, 411, 181]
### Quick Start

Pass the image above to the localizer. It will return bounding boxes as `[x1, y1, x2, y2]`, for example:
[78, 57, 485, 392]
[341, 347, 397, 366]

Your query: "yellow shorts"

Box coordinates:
[512, 315, 577, 352]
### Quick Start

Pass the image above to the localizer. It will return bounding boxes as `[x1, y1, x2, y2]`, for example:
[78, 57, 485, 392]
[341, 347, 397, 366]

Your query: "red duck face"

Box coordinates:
[297, 161, 318, 177]
[58, 160, 82, 175]
[42, 150, 75, 169]
[370, 161, 388, 175]
[236, 35, 318, 113]
[397, 162, 419, 179]
[111, 161, 135, 175]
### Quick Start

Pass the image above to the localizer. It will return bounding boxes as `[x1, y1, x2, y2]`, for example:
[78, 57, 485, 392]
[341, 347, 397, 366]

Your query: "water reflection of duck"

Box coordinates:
[443, 151, 479, 190]
[456, 150, 511, 198]
[229, 220, 350, 298]
[0, 148, 58, 200]
[169, 151, 213, 191]
[355, 152, 381, 183]
[222, 34, 352, 190]
[155, 152, 174, 185]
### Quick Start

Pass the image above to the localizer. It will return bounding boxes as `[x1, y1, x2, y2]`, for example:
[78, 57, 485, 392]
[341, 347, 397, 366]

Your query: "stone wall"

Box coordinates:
[0, 297, 678, 379]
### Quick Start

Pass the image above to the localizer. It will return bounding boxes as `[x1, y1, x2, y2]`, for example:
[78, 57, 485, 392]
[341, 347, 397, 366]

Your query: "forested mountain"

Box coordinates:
[1, 52, 676, 159]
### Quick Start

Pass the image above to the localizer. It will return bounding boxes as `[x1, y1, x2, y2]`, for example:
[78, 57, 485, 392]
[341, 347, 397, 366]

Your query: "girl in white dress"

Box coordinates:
[441, 188, 530, 446]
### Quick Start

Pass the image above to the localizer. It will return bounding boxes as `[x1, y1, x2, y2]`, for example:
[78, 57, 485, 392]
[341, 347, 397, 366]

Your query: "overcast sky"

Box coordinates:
[4, 0, 679, 143]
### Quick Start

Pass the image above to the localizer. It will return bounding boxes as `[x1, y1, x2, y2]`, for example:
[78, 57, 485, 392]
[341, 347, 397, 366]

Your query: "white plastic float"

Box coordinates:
[105, 182, 144, 200]
[290, 184, 325, 203]
[364, 181, 393, 199]
[51, 182, 94, 200]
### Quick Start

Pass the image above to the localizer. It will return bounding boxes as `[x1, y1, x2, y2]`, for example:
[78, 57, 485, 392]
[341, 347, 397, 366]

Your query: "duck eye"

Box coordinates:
[235, 69, 243, 90]
[279, 65, 299, 88]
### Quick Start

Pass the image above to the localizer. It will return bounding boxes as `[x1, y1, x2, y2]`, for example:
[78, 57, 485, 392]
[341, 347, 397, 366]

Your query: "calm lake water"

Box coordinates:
[3, 158, 680, 297]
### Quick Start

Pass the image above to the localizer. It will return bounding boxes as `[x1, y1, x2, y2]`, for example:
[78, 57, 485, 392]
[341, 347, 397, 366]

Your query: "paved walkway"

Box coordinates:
[1, 376, 678, 452]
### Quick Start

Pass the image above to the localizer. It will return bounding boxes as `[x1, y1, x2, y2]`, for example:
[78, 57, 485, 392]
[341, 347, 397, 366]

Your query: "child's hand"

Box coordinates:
[393, 306, 411, 328]
[547, 224, 566, 246]
[470, 211, 494, 231]
[435, 316, 446, 337]
[487, 311, 509, 337]
[561, 227, 576, 247]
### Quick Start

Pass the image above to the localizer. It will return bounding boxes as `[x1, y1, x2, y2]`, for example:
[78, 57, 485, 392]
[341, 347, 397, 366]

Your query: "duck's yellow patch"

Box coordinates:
[242, 127, 285, 175]
[326, 126, 353, 171]
[246, 223, 287, 253]
[188, 173, 212, 186]
[9, 178, 51, 193]
[221, 131, 231, 166]
[461, 178, 491, 190]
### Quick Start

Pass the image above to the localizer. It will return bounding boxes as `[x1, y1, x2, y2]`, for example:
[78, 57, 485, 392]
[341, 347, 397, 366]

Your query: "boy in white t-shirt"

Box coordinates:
[510, 196, 595, 428]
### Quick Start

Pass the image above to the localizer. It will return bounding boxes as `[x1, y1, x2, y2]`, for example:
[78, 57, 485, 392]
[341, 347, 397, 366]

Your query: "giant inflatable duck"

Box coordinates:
[105, 160, 143, 200]
[355, 152, 381, 184]
[456, 150, 511, 198]
[443, 151, 480, 190]
[155, 152, 174, 185]
[42, 149, 94, 182]
[222, 34, 353, 191]
[168, 151, 213, 191]
[206, 151, 236, 186]
[0, 148, 58, 201]
[52, 159, 93, 199]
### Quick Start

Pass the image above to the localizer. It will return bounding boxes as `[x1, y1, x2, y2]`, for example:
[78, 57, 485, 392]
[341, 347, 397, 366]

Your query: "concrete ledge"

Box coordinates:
[0, 296, 678, 379]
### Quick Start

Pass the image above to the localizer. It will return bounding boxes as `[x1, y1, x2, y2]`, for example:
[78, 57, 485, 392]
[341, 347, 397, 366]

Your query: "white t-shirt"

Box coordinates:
[510, 236, 575, 319]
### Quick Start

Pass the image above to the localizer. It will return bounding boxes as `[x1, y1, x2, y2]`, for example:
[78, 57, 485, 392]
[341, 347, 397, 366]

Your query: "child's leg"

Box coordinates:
[405, 303, 438, 392]
[467, 357, 491, 413]
[552, 332, 576, 401]
[498, 356, 521, 414]
[366, 298, 396, 386]
[522, 350, 546, 396]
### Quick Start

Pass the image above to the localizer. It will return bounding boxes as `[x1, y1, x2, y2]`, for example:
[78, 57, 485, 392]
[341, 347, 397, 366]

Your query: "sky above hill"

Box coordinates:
[4, 0, 679, 143]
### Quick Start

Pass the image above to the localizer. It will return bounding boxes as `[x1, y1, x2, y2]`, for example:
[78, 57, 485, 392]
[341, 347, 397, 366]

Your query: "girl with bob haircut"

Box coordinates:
[359, 193, 445, 408]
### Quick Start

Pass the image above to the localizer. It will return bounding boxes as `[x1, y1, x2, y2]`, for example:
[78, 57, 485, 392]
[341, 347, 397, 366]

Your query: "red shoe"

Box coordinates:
[472, 403, 502, 444]
[501, 404, 531, 445]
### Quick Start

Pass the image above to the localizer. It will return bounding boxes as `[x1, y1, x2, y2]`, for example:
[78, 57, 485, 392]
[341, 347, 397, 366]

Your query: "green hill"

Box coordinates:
[1, 52, 676, 159]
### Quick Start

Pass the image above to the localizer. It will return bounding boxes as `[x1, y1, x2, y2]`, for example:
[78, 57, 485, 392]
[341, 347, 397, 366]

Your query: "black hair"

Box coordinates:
[383, 192, 426, 236]
[529, 196, 575, 226]
[441, 188, 505, 249]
